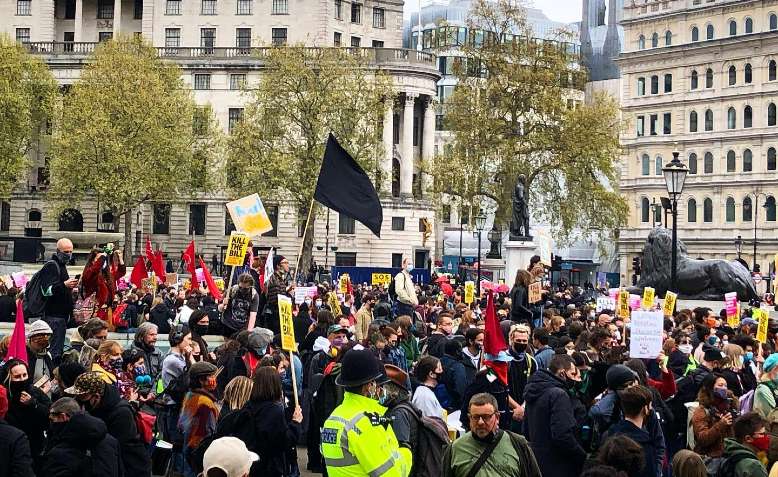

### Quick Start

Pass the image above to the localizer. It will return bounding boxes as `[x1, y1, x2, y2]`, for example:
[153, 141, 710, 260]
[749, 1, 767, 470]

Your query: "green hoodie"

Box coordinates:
[722, 438, 768, 477]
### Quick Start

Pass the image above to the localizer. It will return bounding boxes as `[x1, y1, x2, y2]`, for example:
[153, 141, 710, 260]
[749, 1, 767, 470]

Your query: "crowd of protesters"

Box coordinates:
[1, 239, 778, 477]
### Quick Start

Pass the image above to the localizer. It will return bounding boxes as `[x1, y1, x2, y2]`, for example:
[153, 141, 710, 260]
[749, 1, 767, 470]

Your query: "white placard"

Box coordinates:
[293, 286, 318, 304]
[629, 310, 664, 359]
[596, 297, 616, 313]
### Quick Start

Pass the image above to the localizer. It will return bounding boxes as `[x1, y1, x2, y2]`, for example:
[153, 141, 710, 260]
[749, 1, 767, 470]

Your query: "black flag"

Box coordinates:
[314, 133, 383, 237]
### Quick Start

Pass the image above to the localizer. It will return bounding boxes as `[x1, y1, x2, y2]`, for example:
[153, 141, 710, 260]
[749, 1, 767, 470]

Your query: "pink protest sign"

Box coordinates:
[629, 294, 641, 311]
[608, 288, 619, 301]
[725, 292, 738, 320]
[11, 272, 28, 289]
[195, 268, 205, 284]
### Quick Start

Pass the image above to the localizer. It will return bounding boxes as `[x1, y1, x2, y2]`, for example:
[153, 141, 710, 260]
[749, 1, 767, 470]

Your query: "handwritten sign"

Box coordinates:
[224, 233, 250, 267]
[618, 289, 631, 319]
[464, 281, 475, 304]
[596, 297, 616, 313]
[642, 287, 655, 310]
[528, 282, 542, 304]
[725, 292, 739, 328]
[371, 273, 392, 287]
[629, 310, 664, 359]
[141, 276, 156, 295]
[226, 193, 273, 237]
[755, 308, 769, 343]
[537, 232, 552, 267]
[663, 291, 677, 317]
[294, 286, 317, 304]
[165, 273, 178, 286]
[278, 295, 295, 350]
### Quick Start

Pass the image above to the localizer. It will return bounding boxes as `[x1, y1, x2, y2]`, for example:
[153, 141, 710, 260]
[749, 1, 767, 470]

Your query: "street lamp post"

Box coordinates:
[662, 149, 689, 293]
[475, 213, 486, 297]
[735, 235, 743, 259]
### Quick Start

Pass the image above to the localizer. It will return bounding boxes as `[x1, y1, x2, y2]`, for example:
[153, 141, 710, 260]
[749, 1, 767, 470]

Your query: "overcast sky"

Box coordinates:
[529, 0, 582, 23]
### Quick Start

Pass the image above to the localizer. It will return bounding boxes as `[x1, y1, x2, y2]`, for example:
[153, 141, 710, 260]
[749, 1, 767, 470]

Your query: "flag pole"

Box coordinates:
[294, 196, 316, 283]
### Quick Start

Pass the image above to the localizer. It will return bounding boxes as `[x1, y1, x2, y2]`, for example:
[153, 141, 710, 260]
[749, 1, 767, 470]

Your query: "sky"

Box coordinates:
[529, 0, 582, 24]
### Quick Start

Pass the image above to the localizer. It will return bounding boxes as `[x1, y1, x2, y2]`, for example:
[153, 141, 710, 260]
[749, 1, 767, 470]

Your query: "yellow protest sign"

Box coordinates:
[278, 295, 295, 351]
[756, 308, 769, 343]
[618, 289, 631, 319]
[328, 292, 342, 316]
[662, 291, 677, 318]
[464, 281, 475, 304]
[528, 282, 542, 304]
[642, 287, 655, 310]
[371, 273, 392, 287]
[339, 274, 350, 294]
[226, 193, 273, 237]
[224, 233, 250, 267]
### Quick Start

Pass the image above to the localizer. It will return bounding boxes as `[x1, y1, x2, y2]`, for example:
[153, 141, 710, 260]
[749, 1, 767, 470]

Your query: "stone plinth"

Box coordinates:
[505, 240, 537, 285]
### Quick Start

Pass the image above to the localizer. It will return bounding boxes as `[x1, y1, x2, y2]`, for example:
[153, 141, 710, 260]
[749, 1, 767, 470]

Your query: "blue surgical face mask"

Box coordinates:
[745, 351, 754, 362]
[405, 263, 413, 273]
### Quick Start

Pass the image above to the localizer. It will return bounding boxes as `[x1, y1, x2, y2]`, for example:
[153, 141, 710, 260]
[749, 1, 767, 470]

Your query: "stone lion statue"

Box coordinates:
[629, 228, 759, 301]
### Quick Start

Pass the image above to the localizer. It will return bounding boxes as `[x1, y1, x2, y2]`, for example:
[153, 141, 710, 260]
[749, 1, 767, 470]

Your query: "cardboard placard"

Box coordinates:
[629, 310, 664, 359]
[528, 282, 542, 304]
[224, 233, 250, 267]
[278, 295, 295, 351]
[165, 273, 178, 286]
[226, 193, 274, 237]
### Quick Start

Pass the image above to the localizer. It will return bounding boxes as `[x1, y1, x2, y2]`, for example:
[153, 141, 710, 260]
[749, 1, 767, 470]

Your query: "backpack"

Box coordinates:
[23, 260, 60, 319]
[162, 369, 190, 404]
[131, 404, 156, 444]
[714, 452, 755, 477]
[393, 402, 451, 477]
[388, 276, 398, 301]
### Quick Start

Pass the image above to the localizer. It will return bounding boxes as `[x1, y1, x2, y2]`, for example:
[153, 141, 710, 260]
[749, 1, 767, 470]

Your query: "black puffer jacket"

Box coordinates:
[243, 399, 301, 477]
[0, 419, 34, 477]
[523, 369, 586, 477]
[88, 384, 150, 477]
[5, 384, 50, 459]
[41, 412, 122, 477]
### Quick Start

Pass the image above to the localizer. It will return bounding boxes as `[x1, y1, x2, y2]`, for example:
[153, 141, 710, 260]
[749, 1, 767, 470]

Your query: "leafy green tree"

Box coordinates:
[429, 0, 627, 243]
[0, 36, 58, 198]
[49, 37, 220, 260]
[227, 46, 393, 274]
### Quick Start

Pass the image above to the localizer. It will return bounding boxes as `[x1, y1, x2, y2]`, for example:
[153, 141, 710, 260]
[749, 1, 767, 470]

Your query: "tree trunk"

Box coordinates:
[296, 201, 318, 282]
[124, 210, 133, 264]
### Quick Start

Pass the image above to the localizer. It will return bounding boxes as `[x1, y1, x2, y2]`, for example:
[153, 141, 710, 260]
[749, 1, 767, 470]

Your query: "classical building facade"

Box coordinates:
[0, 0, 441, 271]
[617, 0, 778, 285]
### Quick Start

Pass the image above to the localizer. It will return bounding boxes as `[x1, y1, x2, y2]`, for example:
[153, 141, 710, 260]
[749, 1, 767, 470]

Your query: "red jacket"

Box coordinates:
[648, 368, 677, 400]
[82, 256, 126, 307]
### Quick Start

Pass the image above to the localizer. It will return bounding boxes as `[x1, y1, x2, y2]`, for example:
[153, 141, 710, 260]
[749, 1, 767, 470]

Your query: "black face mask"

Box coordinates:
[9, 379, 29, 399]
[48, 421, 67, 441]
[195, 324, 209, 336]
[238, 287, 252, 298]
[513, 343, 528, 354]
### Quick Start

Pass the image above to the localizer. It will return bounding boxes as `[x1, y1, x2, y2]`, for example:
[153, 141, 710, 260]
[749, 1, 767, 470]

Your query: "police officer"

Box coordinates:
[321, 348, 411, 477]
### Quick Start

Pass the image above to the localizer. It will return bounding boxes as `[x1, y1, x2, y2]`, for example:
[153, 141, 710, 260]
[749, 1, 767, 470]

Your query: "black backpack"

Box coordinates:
[23, 260, 60, 319]
[393, 402, 451, 477]
[163, 369, 190, 404]
[388, 276, 398, 301]
[714, 452, 754, 477]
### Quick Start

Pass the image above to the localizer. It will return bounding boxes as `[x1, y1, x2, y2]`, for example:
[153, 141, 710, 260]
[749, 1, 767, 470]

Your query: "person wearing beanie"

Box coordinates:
[753, 353, 778, 421]
[27, 320, 55, 394]
[263, 256, 293, 334]
[589, 365, 638, 438]
[179, 361, 220, 474]
[0, 384, 35, 477]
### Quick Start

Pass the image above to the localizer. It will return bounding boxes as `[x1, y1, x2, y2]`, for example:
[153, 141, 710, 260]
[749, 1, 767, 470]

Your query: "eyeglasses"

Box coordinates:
[469, 413, 496, 423]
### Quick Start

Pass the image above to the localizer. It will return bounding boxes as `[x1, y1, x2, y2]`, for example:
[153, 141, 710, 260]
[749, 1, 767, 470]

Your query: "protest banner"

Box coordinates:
[464, 281, 475, 304]
[371, 272, 392, 287]
[642, 287, 655, 310]
[662, 291, 677, 318]
[756, 308, 769, 343]
[278, 294, 299, 406]
[224, 233, 250, 267]
[339, 273, 350, 294]
[596, 297, 616, 313]
[294, 286, 317, 304]
[618, 289, 630, 319]
[528, 282, 542, 304]
[629, 310, 664, 359]
[725, 292, 739, 328]
[226, 193, 273, 237]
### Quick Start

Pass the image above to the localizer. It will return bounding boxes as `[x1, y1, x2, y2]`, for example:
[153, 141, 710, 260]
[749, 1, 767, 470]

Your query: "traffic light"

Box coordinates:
[755, 264, 761, 273]
[632, 256, 641, 275]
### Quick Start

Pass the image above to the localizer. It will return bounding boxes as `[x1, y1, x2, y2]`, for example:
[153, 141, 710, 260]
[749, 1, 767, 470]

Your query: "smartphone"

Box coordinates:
[34, 376, 50, 389]
[74, 274, 81, 280]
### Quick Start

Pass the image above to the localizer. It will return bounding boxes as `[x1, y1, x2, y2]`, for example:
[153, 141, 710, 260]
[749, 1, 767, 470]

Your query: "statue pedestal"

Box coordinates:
[505, 240, 537, 285]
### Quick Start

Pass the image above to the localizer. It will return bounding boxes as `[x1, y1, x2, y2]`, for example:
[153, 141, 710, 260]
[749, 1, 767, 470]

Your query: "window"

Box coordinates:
[745, 17, 753, 34]
[637, 77, 645, 96]
[687, 198, 697, 222]
[651, 32, 658, 48]
[691, 70, 698, 89]
[729, 20, 737, 36]
[744, 106, 753, 128]
[770, 103, 777, 126]
[706, 68, 713, 88]
[272, 0, 287, 14]
[334, 0, 342, 19]
[201, 28, 215, 53]
[770, 61, 777, 81]
[372, 40, 384, 47]
[655, 155, 663, 175]
[728, 65, 736, 86]
[704, 109, 713, 131]
[689, 153, 698, 174]
[166, 0, 181, 14]
[703, 198, 713, 222]
[351, 2, 361, 23]
[691, 26, 699, 42]
[663, 113, 671, 134]
[390, 216, 406, 232]
[194, 74, 211, 90]
[201, 0, 216, 14]
[334, 32, 341, 46]
[769, 147, 777, 170]
[649, 114, 658, 135]
[224, 213, 236, 236]
[350, 36, 361, 47]
[188, 204, 206, 235]
[237, 0, 252, 14]
[650, 75, 659, 94]
[726, 197, 736, 222]
[230, 73, 246, 90]
[704, 152, 714, 173]
[263, 206, 278, 237]
[339, 215, 355, 234]
[228, 108, 243, 134]
[391, 253, 403, 268]
[16, 0, 31, 15]
[638, 34, 645, 49]
[772, 14, 778, 31]
[236, 28, 251, 49]
[636, 115, 645, 136]
[165, 28, 180, 53]
[706, 24, 714, 40]
[372, 7, 385, 28]
[745, 63, 752, 83]
[641, 154, 650, 175]
[727, 107, 736, 129]
[664, 74, 672, 92]
[271, 28, 287, 45]
[0, 202, 9, 232]
[97, 0, 113, 18]
[641, 198, 650, 222]
[744, 149, 753, 172]
[98, 31, 113, 42]
[15, 28, 30, 43]
[727, 150, 736, 171]
[743, 197, 753, 222]
[665, 30, 672, 45]
[65, 0, 75, 18]
[152, 204, 171, 234]
[767, 197, 777, 222]
[193, 107, 209, 135]
[335, 252, 357, 267]
[690, 111, 698, 132]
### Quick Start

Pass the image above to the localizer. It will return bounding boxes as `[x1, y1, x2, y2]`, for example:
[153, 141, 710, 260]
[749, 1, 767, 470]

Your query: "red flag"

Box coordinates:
[482, 292, 507, 356]
[199, 257, 223, 302]
[183, 240, 198, 280]
[7, 300, 28, 364]
[129, 255, 147, 290]
[146, 237, 166, 283]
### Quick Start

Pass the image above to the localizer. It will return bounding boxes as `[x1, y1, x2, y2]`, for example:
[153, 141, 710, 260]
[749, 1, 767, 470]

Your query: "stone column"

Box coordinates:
[400, 92, 417, 197]
[114, 0, 122, 35]
[74, 0, 83, 42]
[421, 96, 436, 197]
[381, 99, 394, 196]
